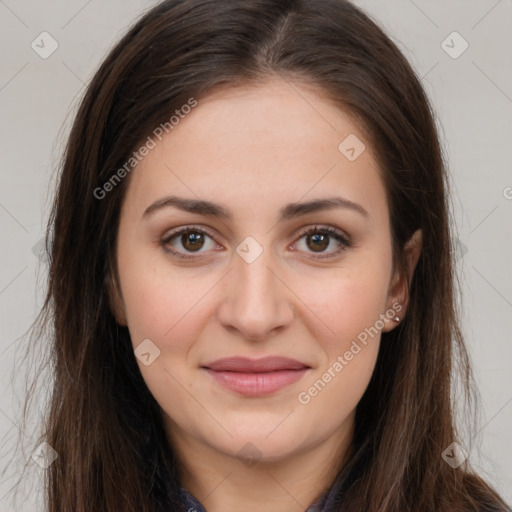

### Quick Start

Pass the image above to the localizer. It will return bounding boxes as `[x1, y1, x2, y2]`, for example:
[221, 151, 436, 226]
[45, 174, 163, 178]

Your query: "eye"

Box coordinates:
[160, 225, 220, 259]
[292, 225, 352, 260]
[160, 224, 352, 260]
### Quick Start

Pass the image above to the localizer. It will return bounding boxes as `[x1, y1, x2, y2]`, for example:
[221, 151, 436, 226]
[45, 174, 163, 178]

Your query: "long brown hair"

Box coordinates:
[23, 0, 510, 510]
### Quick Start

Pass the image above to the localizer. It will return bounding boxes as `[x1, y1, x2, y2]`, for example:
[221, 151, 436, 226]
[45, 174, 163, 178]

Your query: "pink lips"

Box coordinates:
[201, 356, 310, 397]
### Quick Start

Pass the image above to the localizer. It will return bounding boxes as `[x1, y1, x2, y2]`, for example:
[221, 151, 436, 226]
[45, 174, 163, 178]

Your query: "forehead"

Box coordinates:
[123, 79, 388, 223]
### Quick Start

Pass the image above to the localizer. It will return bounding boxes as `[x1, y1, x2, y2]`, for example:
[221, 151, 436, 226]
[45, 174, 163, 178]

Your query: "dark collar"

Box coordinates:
[178, 468, 346, 512]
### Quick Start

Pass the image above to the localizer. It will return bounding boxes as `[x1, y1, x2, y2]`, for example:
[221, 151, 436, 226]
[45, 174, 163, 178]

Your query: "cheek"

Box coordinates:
[120, 266, 210, 352]
[297, 342, 379, 435]
[294, 265, 387, 423]
[290, 253, 392, 346]
[117, 263, 214, 422]
[289, 251, 390, 414]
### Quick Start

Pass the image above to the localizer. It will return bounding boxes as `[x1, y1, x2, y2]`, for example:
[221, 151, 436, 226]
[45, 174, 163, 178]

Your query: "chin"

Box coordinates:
[211, 426, 306, 462]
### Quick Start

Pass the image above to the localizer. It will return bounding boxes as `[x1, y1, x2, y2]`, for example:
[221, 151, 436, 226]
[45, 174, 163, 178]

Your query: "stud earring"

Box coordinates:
[393, 315, 400, 323]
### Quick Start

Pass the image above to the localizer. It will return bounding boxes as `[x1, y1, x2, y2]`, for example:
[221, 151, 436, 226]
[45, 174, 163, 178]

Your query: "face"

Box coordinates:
[113, 78, 413, 467]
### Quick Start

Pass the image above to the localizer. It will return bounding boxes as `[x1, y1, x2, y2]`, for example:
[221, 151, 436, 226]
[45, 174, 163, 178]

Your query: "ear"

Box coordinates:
[381, 229, 422, 332]
[104, 258, 128, 326]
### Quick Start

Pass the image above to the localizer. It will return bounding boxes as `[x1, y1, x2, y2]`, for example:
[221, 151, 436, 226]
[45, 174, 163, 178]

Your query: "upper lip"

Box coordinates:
[201, 356, 309, 372]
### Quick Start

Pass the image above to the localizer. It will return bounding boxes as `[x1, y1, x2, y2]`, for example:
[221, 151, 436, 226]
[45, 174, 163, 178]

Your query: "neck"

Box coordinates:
[166, 414, 354, 512]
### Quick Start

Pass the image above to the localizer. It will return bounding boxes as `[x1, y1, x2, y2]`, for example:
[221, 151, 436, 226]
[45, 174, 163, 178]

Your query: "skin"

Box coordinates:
[112, 77, 422, 512]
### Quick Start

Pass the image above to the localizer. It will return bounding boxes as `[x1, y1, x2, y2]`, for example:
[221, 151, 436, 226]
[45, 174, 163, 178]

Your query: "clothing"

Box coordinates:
[178, 468, 345, 512]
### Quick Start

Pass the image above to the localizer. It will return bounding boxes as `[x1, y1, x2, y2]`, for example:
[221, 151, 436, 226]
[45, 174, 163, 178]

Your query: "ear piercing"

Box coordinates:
[383, 304, 402, 324]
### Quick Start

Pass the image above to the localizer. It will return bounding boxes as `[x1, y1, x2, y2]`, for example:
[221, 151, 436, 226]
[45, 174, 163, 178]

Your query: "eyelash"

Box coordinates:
[160, 224, 352, 261]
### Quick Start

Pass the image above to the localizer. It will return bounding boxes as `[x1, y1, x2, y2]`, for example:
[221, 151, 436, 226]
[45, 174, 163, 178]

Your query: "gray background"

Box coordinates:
[0, 0, 511, 510]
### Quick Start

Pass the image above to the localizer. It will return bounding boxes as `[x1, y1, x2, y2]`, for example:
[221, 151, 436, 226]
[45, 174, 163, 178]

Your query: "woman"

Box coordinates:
[29, 0, 510, 510]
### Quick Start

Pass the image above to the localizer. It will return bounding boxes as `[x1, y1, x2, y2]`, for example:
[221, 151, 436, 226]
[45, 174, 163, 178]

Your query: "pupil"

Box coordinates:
[309, 233, 328, 252]
[183, 232, 204, 251]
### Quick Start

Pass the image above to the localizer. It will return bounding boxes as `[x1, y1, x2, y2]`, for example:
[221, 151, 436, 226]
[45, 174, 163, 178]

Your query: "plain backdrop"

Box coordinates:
[0, 1, 511, 510]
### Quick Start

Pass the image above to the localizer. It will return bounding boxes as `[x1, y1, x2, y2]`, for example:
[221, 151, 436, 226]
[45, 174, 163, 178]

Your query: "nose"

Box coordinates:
[216, 247, 295, 342]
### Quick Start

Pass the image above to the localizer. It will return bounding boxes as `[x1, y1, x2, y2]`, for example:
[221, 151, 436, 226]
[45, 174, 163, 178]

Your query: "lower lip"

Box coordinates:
[202, 368, 309, 397]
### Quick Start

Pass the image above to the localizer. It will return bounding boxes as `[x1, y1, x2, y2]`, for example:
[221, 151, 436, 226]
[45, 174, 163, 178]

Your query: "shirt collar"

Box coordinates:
[178, 468, 345, 512]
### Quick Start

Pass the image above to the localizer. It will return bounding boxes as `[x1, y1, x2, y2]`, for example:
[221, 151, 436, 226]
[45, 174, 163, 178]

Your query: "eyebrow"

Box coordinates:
[142, 195, 369, 221]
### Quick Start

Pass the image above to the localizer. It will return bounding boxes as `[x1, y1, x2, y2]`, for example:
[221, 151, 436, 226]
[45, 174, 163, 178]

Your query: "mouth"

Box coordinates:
[200, 356, 311, 397]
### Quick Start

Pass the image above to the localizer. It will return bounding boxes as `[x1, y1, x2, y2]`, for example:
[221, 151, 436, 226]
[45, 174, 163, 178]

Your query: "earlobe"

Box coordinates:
[382, 229, 423, 332]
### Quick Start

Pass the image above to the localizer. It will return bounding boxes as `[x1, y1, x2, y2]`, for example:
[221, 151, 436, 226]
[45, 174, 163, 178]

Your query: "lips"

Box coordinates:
[201, 356, 311, 397]
[202, 356, 309, 372]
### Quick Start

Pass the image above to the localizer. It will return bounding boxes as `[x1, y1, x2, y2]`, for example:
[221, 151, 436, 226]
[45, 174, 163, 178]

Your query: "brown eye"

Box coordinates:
[181, 231, 205, 252]
[306, 232, 329, 252]
[160, 226, 219, 259]
[293, 225, 352, 260]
